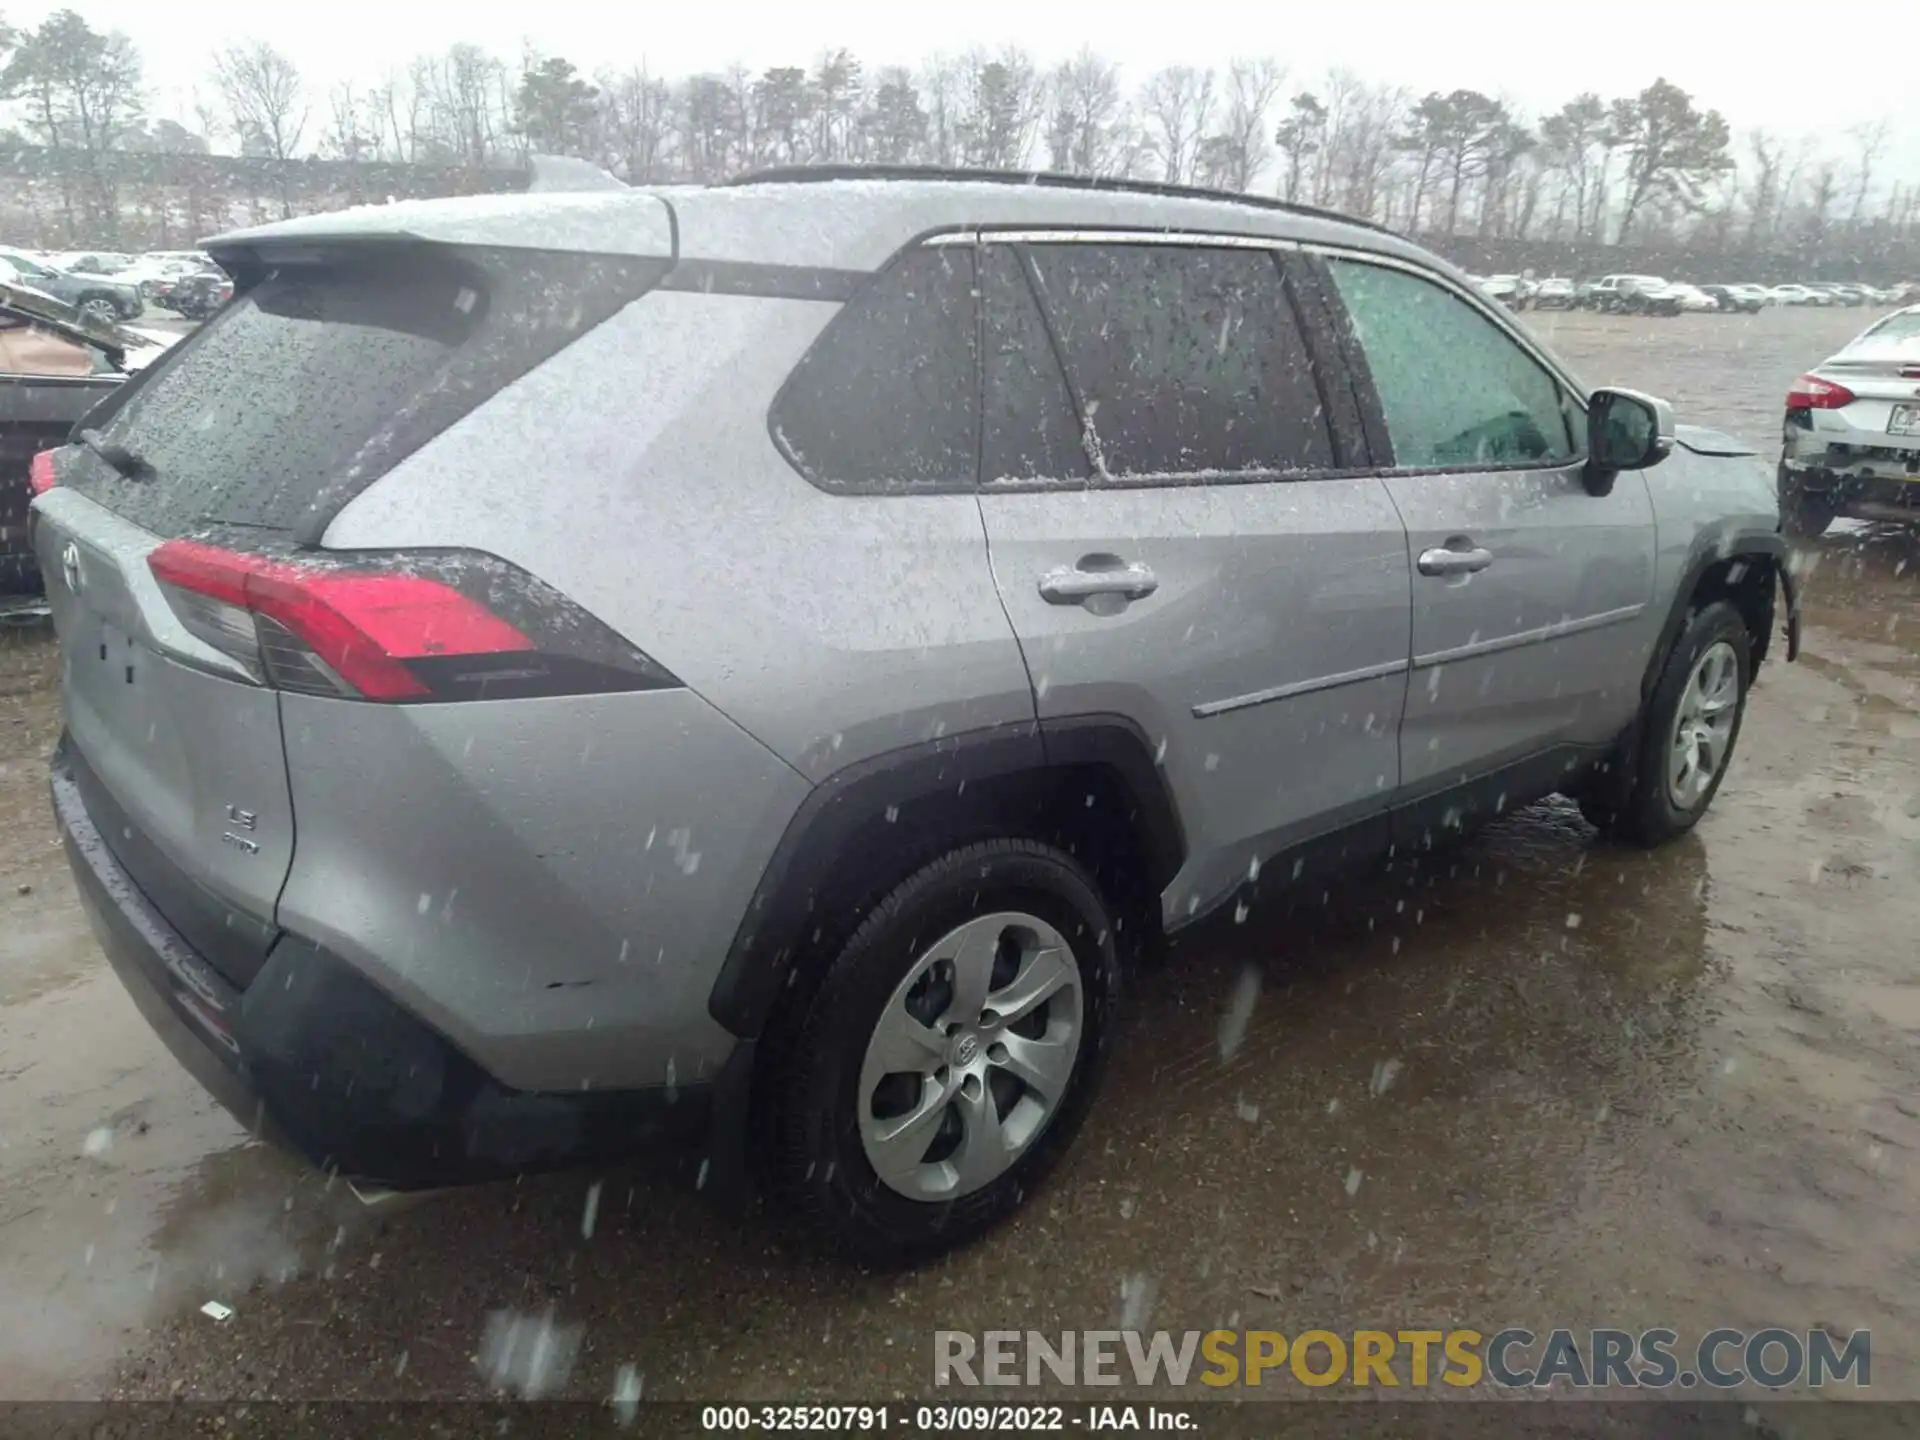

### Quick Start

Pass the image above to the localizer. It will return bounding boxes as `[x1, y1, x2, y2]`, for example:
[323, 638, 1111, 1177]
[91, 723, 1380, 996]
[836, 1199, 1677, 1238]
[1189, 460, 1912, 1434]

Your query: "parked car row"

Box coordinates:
[0, 245, 233, 323]
[1468, 272, 1917, 317]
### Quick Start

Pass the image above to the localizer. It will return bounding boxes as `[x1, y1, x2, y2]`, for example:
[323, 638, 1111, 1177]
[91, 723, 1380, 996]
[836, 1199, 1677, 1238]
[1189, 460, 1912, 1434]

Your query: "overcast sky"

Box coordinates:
[12, 0, 1918, 167]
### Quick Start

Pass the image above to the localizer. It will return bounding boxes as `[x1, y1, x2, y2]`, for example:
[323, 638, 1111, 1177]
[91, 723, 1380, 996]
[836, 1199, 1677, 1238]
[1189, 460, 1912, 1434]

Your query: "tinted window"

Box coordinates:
[1022, 243, 1333, 479]
[981, 245, 1088, 485]
[772, 246, 978, 493]
[1327, 258, 1577, 470]
[72, 246, 668, 537]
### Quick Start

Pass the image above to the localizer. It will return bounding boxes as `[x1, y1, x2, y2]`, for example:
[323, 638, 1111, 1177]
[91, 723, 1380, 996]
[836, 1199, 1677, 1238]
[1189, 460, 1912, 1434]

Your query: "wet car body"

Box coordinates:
[28, 167, 1798, 1263]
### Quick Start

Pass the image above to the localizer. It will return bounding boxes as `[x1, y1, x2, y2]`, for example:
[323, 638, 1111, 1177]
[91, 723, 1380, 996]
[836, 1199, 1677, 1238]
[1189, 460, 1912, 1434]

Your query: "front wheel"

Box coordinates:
[770, 839, 1120, 1266]
[1584, 601, 1751, 846]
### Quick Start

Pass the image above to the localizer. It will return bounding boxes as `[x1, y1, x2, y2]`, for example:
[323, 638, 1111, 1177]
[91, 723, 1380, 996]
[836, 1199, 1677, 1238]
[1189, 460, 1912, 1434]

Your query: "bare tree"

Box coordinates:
[1331, 79, 1405, 222]
[598, 64, 673, 181]
[1140, 64, 1214, 183]
[1801, 156, 1841, 244]
[4, 10, 147, 240]
[322, 82, 373, 162]
[1207, 57, 1284, 192]
[953, 47, 1044, 169]
[210, 40, 306, 161]
[1743, 129, 1784, 247]
[919, 53, 964, 167]
[1045, 46, 1128, 176]
[1845, 119, 1889, 226]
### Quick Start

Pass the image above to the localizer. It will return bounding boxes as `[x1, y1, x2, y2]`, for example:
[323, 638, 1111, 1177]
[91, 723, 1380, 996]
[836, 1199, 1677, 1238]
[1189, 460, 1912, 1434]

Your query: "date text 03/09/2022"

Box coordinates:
[699, 1404, 1195, 1431]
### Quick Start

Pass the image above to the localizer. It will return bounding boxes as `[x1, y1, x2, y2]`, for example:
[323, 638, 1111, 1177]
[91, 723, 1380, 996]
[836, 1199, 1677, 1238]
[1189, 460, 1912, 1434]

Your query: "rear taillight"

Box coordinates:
[1785, 374, 1855, 410]
[28, 451, 58, 496]
[147, 540, 678, 703]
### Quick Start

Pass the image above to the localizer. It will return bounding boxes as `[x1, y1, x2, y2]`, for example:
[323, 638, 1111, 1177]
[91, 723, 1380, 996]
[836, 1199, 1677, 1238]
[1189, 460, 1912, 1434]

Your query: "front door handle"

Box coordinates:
[1038, 560, 1159, 605]
[1417, 545, 1495, 577]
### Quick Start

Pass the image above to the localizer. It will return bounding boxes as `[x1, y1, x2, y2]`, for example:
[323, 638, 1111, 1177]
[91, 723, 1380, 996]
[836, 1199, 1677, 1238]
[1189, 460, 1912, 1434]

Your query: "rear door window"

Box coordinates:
[1017, 242, 1335, 481]
[68, 246, 669, 540]
[770, 245, 979, 494]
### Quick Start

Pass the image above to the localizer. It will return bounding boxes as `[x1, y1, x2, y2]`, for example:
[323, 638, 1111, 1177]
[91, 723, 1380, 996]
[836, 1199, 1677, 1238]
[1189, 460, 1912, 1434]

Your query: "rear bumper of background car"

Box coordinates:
[51, 738, 722, 1189]
[1781, 452, 1920, 524]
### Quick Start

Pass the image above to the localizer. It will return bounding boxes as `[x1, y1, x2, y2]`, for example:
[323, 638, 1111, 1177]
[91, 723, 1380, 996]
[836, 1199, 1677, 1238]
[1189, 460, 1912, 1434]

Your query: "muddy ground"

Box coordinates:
[0, 304, 1916, 1410]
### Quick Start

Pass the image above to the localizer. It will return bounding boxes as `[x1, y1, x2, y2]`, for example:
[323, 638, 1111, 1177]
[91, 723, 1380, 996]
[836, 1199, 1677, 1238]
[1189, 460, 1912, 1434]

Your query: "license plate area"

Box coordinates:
[1889, 403, 1920, 437]
[73, 616, 147, 722]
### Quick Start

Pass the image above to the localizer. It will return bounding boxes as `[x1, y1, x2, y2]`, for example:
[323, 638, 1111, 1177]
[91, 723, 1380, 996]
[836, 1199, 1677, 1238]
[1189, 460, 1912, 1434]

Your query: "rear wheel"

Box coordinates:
[1583, 601, 1751, 846]
[77, 297, 118, 325]
[1779, 464, 1836, 538]
[770, 839, 1119, 1265]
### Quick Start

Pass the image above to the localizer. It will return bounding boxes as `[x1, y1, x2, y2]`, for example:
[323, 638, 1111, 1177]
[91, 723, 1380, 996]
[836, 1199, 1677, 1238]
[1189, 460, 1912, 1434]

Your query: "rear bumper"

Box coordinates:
[51, 741, 719, 1189]
[1782, 449, 1920, 521]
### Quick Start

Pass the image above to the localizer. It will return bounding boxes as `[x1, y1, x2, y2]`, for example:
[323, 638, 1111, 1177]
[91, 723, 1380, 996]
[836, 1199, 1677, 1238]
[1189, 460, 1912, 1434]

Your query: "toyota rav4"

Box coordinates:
[30, 167, 1798, 1265]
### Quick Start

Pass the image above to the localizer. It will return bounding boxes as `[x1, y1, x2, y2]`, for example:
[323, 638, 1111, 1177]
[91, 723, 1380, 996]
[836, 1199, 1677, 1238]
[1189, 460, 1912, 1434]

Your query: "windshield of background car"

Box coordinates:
[1861, 313, 1920, 344]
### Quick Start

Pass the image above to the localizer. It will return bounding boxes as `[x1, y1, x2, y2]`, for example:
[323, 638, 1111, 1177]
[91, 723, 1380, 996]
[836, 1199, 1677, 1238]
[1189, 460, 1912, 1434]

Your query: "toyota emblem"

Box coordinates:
[60, 542, 82, 595]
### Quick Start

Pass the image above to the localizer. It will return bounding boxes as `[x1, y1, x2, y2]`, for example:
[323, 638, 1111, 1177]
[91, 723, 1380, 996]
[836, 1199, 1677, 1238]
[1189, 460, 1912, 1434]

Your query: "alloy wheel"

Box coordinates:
[1667, 640, 1740, 809]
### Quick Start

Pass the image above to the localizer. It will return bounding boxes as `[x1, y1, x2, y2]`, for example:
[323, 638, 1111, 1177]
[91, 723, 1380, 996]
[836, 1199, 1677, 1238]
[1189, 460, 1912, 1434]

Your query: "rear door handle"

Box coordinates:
[1417, 545, 1495, 577]
[1038, 561, 1159, 604]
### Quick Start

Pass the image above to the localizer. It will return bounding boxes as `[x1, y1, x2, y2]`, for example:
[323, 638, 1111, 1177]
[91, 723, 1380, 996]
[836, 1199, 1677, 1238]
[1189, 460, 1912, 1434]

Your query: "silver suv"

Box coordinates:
[30, 168, 1798, 1264]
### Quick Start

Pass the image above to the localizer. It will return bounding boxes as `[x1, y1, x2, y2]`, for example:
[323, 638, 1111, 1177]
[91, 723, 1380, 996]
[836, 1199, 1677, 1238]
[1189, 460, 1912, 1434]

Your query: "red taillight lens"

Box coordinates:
[28, 451, 58, 496]
[146, 541, 677, 703]
[150, 541, 533, 700]
[1785, 374, 1855, 410]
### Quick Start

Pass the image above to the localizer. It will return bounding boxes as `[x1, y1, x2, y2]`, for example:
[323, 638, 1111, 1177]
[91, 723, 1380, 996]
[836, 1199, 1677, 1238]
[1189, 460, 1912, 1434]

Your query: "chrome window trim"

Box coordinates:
[965, 229, 1297, 251]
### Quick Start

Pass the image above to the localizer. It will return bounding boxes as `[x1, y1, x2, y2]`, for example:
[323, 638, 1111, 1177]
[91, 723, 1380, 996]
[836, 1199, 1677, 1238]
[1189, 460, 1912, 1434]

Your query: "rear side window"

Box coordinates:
[1326, 258, 1577, 470]
[70, 246, 668, 540]
[771, 246, 979, 494]
[1020, 243, 1334, 480]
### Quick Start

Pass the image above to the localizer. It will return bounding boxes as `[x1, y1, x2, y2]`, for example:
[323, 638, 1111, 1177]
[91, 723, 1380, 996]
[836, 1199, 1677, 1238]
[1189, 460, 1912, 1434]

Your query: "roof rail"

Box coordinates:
[722, 164, 1398, 238]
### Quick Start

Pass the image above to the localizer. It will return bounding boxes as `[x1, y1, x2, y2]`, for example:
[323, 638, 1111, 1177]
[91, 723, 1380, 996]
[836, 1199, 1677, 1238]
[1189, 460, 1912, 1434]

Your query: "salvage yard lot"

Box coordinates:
[1, 304, 1916, 1402]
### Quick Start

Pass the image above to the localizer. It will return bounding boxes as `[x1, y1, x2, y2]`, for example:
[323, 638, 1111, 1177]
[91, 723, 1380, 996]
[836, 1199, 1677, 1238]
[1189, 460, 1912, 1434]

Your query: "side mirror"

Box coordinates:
[1583, 387, 1674, 496]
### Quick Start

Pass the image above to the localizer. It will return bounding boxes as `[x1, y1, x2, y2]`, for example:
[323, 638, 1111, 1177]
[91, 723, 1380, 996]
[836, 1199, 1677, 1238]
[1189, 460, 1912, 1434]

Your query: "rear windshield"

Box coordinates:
[1862, 314, 1920, 345]
[69, 245, 668, 540]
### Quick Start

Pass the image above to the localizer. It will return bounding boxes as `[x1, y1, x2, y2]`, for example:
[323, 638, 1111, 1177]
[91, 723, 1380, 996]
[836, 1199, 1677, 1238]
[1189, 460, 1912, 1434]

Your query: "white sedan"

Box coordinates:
[1779, 304, 1920, 535]
[1666, 283, 1720, 313]
[1770, 284, 1831, 307]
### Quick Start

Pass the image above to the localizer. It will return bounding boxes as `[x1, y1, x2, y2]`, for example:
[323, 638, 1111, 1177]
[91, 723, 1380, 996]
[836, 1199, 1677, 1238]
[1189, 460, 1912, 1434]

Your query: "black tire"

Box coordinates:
[77, 296, 118, 325]
[769, 839, 1119, 1266]
[1586, 601, 1752, 847]
[1779, 464, 1836, 538]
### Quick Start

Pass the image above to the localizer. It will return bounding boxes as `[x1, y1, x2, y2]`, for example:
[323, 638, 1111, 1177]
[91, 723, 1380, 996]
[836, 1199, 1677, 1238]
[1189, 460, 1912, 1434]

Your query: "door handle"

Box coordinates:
[1038, 561, 1159, 605]
[1417, 545, 1495, 577]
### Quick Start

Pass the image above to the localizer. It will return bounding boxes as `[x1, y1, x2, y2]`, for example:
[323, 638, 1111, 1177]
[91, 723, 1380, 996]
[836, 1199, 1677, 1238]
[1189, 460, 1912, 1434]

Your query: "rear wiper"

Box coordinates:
[75, 427, 155, 482]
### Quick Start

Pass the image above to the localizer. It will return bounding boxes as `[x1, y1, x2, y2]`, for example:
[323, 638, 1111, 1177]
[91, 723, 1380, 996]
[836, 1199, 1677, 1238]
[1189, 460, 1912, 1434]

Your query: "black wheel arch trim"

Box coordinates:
[1645, 529, 1799, 704]
[708, 714, 1184, 1039]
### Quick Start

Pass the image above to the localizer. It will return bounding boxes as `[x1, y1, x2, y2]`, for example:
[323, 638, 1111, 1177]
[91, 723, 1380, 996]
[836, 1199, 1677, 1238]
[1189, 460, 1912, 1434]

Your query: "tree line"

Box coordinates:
[3, 6, 1916, 260]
